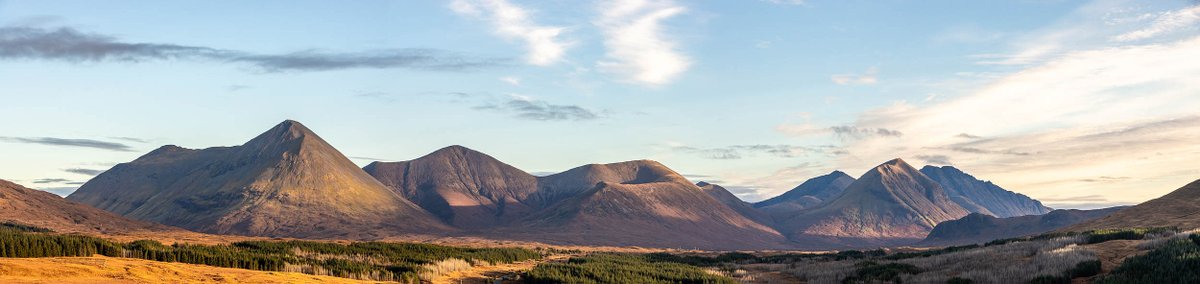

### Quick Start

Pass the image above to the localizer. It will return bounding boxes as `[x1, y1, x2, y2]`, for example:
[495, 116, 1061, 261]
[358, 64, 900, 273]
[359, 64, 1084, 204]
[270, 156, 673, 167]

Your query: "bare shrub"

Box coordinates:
[417, 258, 473, 281]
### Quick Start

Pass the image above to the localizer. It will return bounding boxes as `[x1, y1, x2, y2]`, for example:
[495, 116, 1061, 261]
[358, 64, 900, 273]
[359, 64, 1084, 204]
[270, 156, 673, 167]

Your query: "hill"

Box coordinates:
[67, 120, 449, 239]
[1065, 179, 1200, 231]
[919, 207, 1124, 246]
[0, 179, 175, 235]
[697, 182, 775, 226]
[363, 145, 539, 229]
[753, 171, 855, 221]
[508, 160, 791, 250]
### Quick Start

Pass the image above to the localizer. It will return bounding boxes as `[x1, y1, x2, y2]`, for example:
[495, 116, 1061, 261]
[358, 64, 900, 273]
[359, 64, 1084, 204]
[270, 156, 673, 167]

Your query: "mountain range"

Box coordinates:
[42, 120, 1129, 249]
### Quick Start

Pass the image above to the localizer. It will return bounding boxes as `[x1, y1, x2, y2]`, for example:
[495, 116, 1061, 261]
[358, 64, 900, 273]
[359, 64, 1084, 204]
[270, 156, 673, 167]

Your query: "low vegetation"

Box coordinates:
[0, 224, 540, 283]
[524, 253, 737, 284]
[1095, 233, 1200, 283]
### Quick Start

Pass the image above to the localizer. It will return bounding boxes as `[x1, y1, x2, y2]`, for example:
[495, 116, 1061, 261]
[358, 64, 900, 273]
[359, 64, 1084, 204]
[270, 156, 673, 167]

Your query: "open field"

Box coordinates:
[0, 256, 390, 284]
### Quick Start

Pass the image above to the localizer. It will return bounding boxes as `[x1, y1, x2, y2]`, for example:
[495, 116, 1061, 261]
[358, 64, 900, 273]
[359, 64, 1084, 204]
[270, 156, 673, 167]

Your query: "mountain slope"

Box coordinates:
[754, 171, 855, 220]
[697, 182, 774, 226]
[509, 160, 790, 250]
[0, 179, 173, 235]
[920, 166, 1052, 217]
[781, 159, 970, 244]
[920, 207, 1124, 246]
[1065, 179, 1200, 231]
[68, 120, 448, 239]
[363, 145, 539, 229]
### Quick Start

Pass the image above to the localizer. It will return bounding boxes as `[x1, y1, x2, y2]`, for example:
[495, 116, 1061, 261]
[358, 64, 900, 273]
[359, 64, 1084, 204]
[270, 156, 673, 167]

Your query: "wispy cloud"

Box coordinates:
[1112, 5, 1200, 42]
[476, 95, 599, 121]
[916, 154, 952, 165]
[500, 76, 521, 86]
[775, 123, 903, 139]
[595, 0, 691, 85]
[63, 168, 104, 176]
[450, 0, 571, 66]
[108, 136, 149, 143]
[821, 27, 1200, 206]
[31, 178, 71, 184]
[831, 66, 878, 85]
[0, 26, 500, 72]
[0, 136, 134, 152]
[349, 156, 396, 162]
[829, 125, 902, 138]
[673, 144, 838, 160]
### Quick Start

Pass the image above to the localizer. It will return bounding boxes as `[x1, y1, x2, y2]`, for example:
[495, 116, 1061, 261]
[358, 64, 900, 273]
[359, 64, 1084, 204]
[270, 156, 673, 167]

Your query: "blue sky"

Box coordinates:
[1, 0, 1198, 209]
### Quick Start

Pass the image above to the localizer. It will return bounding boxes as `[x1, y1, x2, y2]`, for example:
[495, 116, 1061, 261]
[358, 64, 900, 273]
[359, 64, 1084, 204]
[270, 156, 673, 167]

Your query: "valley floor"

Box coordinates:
[0, 256, 391, 284]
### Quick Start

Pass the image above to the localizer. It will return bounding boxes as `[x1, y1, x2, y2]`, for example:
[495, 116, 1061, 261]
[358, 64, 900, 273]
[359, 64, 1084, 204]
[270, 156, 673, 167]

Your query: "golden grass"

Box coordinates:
[0, 256, 393, 283]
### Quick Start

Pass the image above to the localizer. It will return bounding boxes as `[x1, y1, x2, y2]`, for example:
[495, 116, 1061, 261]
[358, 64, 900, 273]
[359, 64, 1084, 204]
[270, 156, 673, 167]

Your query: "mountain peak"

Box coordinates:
[881, 158, 911, 167]
[240, 120, 328, 152]
[269, 119, 315, 138]
[426, 145, 487, 157]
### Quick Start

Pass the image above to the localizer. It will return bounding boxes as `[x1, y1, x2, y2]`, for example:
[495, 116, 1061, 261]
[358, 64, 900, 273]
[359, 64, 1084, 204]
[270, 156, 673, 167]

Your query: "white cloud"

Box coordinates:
[450, 0, 571, 66]
[763, 2, 1200, 206]
[831, 35, 1200, 205]
[595, 0, 691, 85]
[830, 66, 878, 85]
[1113, 5, 1200, 42]
[500, 76, 521, 86]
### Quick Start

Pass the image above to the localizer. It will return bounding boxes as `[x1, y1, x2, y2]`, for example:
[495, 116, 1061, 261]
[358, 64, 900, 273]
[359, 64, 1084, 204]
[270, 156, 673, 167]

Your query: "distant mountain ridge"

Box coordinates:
[920, 207, 1124, 246]
[753, 171, 855, 221]
[920, 166, 1052, 217]
[778, 159, 971, 245]
[55, 119, 1071, 250]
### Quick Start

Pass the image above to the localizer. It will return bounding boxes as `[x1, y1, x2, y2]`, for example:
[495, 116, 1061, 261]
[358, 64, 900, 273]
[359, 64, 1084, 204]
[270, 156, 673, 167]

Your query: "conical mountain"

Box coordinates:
[920, 166, 1051, 217]
[781, 158, 970, 244]
[510, 160, 790, 250]
[754, 171, 855, 220]
[1065, 179, 1200, 231]
[0, 179, 175, 235]
[68, 120, 449, 239]
[363, 145, 539, 229]
[697, 182, 774, 226]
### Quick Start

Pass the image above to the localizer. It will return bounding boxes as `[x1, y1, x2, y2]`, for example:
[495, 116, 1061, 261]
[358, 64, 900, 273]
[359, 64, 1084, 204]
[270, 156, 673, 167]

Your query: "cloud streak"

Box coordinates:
[31, 178, 71, 184]
[476, 95, 599, 121]
[1112, 5, 1200, 42]
[0, 26, 500, 72]
[823, 29, 1200, 206]
[595, 0, 691, 85]
[64, 168, 104, 176]
[831, 67, 878, 85]
[0, 136, 134, 152]
[673, 144, 838, 160]
[450, 0, 570, 66]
